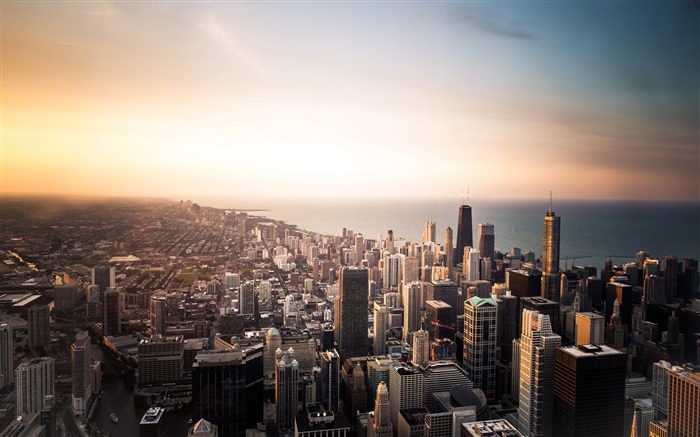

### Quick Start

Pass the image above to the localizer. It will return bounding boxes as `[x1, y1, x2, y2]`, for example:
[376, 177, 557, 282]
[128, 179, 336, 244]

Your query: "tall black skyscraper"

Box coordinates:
[454, 204, 473, 267]
[553, 345, 626, 437]
[541, 201, 561, 302]
[334, 268, 369, 361]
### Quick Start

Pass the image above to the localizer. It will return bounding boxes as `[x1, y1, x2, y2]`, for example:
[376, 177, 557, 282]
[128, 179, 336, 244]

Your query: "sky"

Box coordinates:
[2, 1, 699, 201]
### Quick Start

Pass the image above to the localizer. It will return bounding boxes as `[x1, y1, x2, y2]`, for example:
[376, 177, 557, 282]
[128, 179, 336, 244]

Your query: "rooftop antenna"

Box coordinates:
[468, 186, 470, 206]
[461, 186, 465, 206]
[549, 190, 553, 214]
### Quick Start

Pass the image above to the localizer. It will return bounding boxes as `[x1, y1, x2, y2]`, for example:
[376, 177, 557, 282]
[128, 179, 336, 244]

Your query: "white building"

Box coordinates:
[16, 357, 55, 416]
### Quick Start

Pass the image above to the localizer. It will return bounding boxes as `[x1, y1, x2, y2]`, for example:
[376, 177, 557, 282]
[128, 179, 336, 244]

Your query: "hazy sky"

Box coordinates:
[3, 1, 699, 201]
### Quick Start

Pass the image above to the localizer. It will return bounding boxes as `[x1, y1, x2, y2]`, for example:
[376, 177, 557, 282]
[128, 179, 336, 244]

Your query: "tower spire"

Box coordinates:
[549, 191, 553, 214]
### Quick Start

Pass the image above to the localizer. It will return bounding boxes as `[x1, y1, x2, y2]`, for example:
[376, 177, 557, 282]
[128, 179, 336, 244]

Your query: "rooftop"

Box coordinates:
[559, 344, 625, 358]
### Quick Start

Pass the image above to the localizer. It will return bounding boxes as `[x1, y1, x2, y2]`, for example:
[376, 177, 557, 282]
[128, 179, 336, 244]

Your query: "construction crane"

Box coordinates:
[563, 255, 592, 270]
[430, 321, 455, 331]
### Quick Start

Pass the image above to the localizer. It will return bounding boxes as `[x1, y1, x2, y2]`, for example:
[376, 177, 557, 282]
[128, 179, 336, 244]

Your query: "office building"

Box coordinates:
[403, 257, 420, 284]
[506, 269, 542, 298]
[192, 350, 248, 437]
[149, 294, 166, 336]
[575, 312, 604, 346]
[553, 345, 626, 437]
[276, 349, 299, 432]
[28, 305, 50, 348]
[92, 266, 115, 292]
[368, 381, 392, 437]
[389, 362, 423, 429]
[374, 303, 389, 356]
[403, 281, 425, 336]
[383, 254, 404, 290]
[0, 324, 14, 389]
[71, 331, 92, 416]
[667, 369, 700, 437]
[16, 357, 55, 416]
[477, 224, 495, 265]
[461, 419, 525, 437]
[138, 335, 184, 386]
[412, 329, 430, 367]
[140, 407, 165, 437]
[541, 203, 561, 302]
[103, 287, 121, 336]
[495, 293, 519, 361]
[517, 310, 561, 437]
[454, 204, 473, 267]
[464, 247, 480, 281]
[420, 361, 473, 408]
[664, 256, 679, 303]
[463, 297, 497, 401]
[423, 221, 437, 244]
[239, 281, 254, 316]
[320, 350, 340, 411]
[444, 228, 454, 271]
[335, 268, 369, 361]
[427, 280, 460, 326]
[425, 300, 453, 340]
[630, 399, 654, 437]
[521, 297, 561, 336]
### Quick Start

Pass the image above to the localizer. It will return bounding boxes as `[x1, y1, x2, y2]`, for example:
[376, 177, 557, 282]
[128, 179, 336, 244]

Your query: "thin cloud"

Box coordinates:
[84, 0, 117, 17]
[198, 15, 267, 78]
[448, 5, 535, 41]
[58, 41, 94, 49]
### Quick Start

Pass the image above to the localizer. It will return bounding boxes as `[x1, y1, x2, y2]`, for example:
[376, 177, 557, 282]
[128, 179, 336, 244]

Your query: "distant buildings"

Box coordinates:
[103, 287, 121, 336]
[27, 305, 50, 348]
[454, 204, 473, 268]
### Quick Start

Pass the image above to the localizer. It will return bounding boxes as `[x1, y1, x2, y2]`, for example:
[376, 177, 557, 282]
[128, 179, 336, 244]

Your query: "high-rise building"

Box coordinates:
[239, 281, 255, 316]
[373, 303, 389, 356]
[574, 312, 604, 346]
[402, 257, 420, 284]
[368, 381, 392, 437]
[552, 345, 625, 437]
[367, 356, 395, 409]
[103, 287, 121, 336]
[664, 256, 679, 303]
[383, 254, 405, 290]
[541, 200, 561, 302]
[403, 281, 425, 336]
[477, 224, 495, 265]
[630, 399, 654, 437]
[517, 310, 561, 437]
[192, 350, 248, 437]
[423, 221, 437, 244]
[92, 266, 115, 292]
[521, 297, 561, 336]
[667, 369, 700, 437]
[0, 324, 14, 389]
[71, 331, 92, 416]
[335, 268, 369, 361]
[495, 293, 519, 361]
[389, 362, 423, 429]
[464, 247, 480, 281]
[28, 305, 50, 348]
[16, 357, 55, 416]
[427, 280, 460, 326]
[444, 228, 454, 271]
[276, 348, 299, 432]
[138, 335, 184, 386]
[149, 295, 166, 336]
[425, 300, 453, 340]
[463, 297, 497, 401]
[454, 204, 473, 268]
[412, 329, 430, 367]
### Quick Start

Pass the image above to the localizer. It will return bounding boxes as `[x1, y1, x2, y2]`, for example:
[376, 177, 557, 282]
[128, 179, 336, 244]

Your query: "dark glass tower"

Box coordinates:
[454, 204, 473, 267]
[335, 268, 369, 361]
[553, 345, 625, 437]
[541, 197, 561, 301]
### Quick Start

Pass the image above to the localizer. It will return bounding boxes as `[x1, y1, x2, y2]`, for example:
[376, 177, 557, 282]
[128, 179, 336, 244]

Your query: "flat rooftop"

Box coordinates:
[560, 344, 625, 358]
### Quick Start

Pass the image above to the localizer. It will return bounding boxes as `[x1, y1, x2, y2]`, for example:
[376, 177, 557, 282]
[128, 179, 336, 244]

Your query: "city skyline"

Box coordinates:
[3, 2, 699, 202]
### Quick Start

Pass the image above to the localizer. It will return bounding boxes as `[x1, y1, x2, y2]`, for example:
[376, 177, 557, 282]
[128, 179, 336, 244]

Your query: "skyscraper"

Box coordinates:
[552, 345, 625, 437]
[276, 349, 299, 432]
[16, 357, 55, 416]
[444, 227, 454, 271]
[495, 292, 519, 362]
[477, 223, 495, 265]
[0, 324, 14, 389]
[71, 331, 92, 416]
[28, 305, 50, 348]
[335, 268, 369, 361]
[402, 281, 425, 336]
[464, 247, 480, 281]
[373, 302, 389, 356]
[192, 350, 248, 437]
[454, 204, 473, 267]
[91, 266, 115, 292]
[412, 329, 429, 367]
[664, 256, 679, 303]
[149, 294, 166, 336]
[423, 221, 436, 244]
[239, 281, 255, 316]
[463, 296, 497, 401]
[103, 287, 121, 336]
[517, 310, 561, 437]
[389, 362, 423, 429]
[667, 369, 700, 437]
[541, 202, 561, 302]
[368, 381, 392, 437]
[574, 312, 604, 346]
